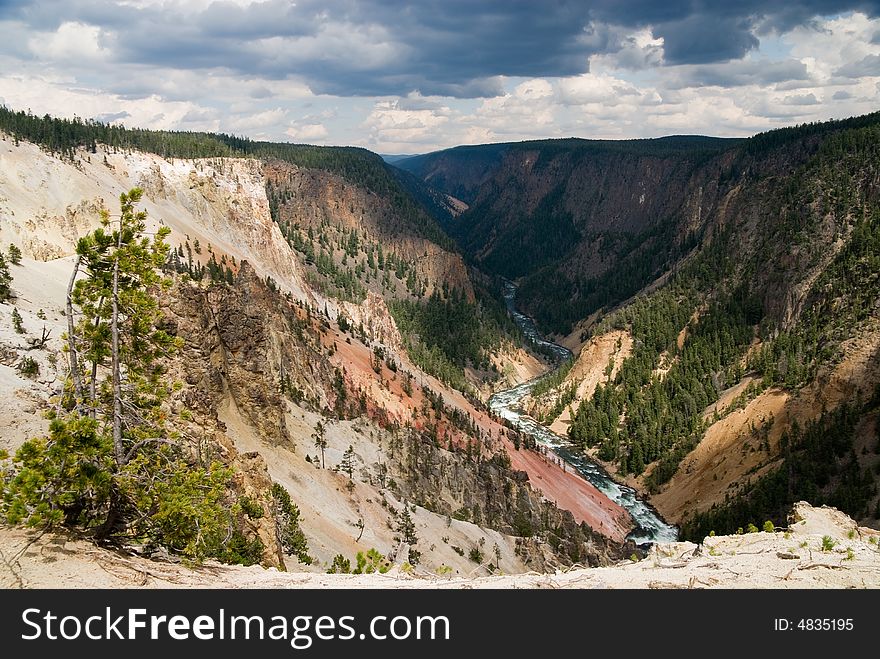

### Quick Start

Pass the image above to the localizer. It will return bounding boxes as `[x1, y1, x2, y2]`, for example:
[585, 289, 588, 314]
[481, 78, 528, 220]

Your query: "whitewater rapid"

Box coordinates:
[490, 281, 678, 545]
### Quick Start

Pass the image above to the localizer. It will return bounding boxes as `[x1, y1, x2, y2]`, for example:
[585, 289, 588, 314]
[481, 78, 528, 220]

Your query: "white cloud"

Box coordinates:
[286, 121, 329, 141]
[0, 74, 217, 131]
[360, 98, 453, 151]
[31, 21, 111, 62]
[785, 12, 880, 82]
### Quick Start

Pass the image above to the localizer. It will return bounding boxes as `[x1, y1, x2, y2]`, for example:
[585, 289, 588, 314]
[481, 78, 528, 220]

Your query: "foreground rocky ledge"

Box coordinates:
[1, 503, 878, 589]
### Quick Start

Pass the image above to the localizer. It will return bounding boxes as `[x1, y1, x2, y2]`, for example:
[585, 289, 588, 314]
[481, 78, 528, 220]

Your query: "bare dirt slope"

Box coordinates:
[523, 330, 631, 435]
[0, 257, 71, 453]
[652, 321, 880, 524]
[2, 503, 877, 589]
[551, 330, 632, 435]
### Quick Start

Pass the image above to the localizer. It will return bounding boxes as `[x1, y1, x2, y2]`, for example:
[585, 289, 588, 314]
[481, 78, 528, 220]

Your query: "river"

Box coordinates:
[489, 281, 678, 545]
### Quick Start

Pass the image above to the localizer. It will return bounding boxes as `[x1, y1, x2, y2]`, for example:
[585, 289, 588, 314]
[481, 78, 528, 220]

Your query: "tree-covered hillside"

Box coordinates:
[402, 113, 880, 337]
[556, 114, 880, 536]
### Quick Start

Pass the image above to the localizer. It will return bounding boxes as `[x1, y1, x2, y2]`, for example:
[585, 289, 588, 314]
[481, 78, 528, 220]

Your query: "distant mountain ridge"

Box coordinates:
[396, 115, 878, 336]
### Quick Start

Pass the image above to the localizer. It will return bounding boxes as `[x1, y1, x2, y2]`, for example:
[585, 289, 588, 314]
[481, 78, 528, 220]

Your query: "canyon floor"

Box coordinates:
[2, 503, 878, 589]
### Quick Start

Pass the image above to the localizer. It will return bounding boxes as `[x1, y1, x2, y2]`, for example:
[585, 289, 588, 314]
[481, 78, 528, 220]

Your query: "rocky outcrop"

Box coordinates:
[3, 503, 877, 588]
[162, 262, 335, 447]
[385, 429, 628, 569]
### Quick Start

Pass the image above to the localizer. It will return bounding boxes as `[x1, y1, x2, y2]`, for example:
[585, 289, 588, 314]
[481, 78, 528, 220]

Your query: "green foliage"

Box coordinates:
[216, 530, 265, 567]
[763, 520, 775, 533]
[0, 413, 254, 562]
[325, 548, 389, 574]
[340, 445, 355, 481]
[7, 244, 21, 265]
[390, 288, 515, 391]
[396, 505, 418, 546]
[1, 414, 113, 528]
[11, 306, 23, 333]
[16, 356, 38, 377]
[119, 450, 235, 559]
[72, 188, 175, 419]
[821, 535, 837, 552]
[239, 496, 264, 519]
[452, 507, 471, 522]
[353, 548, 390, 574]
[518, 222, 689, 335]
[0, 253, 11, 302]
[746, 523, 759, 533]
[328, 554, 351, 574]
[468, 546, 484, 563]
[271, 482, 312, 565]
[312, 421, 327, 468]
[530, 359, 574, 398]
[473, 184, 582, 280]
[749, 208, 880, 391]
[512, 510, 534, 537]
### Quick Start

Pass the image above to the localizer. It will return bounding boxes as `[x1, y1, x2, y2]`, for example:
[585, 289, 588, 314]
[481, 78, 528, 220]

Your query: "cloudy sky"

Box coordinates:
[0, 1, 878, 153]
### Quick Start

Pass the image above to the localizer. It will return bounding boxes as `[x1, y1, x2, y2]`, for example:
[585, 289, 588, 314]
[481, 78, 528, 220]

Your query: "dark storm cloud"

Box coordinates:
[3, 0, 878, 97]
[657, 14, 759, 63]
[670, 59, 811, 88]
[590, 1, 880, 63]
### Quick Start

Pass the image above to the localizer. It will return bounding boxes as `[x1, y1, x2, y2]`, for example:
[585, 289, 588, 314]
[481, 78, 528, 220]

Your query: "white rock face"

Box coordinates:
[0, 135, 312, 302]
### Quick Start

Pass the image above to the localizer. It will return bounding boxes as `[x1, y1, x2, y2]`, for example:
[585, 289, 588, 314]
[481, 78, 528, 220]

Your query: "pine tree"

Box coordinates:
[11, 306, 24, 333]
[7, 244, 21, 265]
[0, 254, 11, 302]
[340, 445, 355, 481]
[312, 420, 327, 468]
[1, 189, 241, 561]
[396, 505, 418, 546]
[271, 483, 312, 564]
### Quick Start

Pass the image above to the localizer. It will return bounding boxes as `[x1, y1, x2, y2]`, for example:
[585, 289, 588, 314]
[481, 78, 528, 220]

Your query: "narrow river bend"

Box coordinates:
[490, 281, 678, 545]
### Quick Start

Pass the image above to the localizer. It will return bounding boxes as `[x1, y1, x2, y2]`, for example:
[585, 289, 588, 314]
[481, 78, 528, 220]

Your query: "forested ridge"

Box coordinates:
[389, 287, 521, 392]
[550, 115, 880, 536]
[0, 105, 453, 251]
[405, 111, 880, 338]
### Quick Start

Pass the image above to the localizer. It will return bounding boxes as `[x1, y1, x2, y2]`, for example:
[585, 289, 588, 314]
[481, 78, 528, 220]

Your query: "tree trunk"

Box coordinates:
[111, 250, 124, 467]
[88, 295, 105, 419]
[65, 254, 84, 406]
[90, 361, 98, 419]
